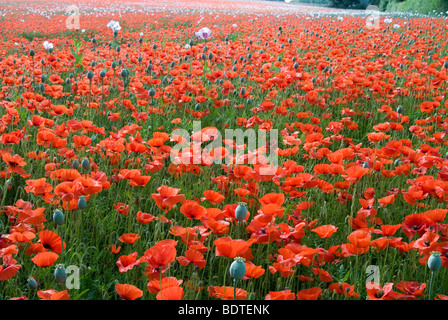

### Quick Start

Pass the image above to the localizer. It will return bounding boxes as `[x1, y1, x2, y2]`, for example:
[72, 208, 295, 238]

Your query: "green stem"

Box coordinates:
[429, 271, 435, 300]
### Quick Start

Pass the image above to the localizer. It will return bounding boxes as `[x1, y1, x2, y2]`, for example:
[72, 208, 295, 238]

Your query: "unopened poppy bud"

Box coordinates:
[428, 251, 442, 272]
[201, 53, 207, 60]
[189, 39, 194, 46]
[293, 62, 299, 69]
[229, 257, 246, 280]
[29, 49, 35, 57]
[87, 70, 94, 80]
[100, 70, 106, 78]
[81, 158, 90, 170]
[27, 277, 38, 289]
[363, 162, 369, 169]
[240, 87, 246, 96]
[235, 203, 248, 222]
[54, 264, 67, 284]
[195, 103, 201, 111]
[148, 88, 156, 97]
[152, 43, 157, 50]
[53, 209, 65, 226]
[208, 52, 213, 60]
[397, 105, 403, 114]
[444, 61, 448, 69]
[78, 196, 87, 210]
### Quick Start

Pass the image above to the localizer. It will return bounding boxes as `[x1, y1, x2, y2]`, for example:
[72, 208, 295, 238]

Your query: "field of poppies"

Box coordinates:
[1, 0, 448, 301]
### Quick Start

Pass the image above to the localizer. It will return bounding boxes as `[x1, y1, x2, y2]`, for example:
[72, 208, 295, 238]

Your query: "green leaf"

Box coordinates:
[73, 289, 90, 300]
[75, 52, 83, 65]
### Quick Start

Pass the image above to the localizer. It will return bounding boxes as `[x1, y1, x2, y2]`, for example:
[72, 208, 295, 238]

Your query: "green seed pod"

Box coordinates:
[428, 252, 442, 272]
[100, 70, 106, 78]
[29, 49, 35, 57]
[235, 203, 248, 222]
[53, 209, 65, 226]
[149, 88, 156, 97]
[87, 70, 94, 80]
[78, 196, 87, 210]
[153, 43, 157, 50]
[81, 158, 90, 170]
[229, 257, 246, 280]
[54, 265, 67, 284]
[27, 277, 38, 290]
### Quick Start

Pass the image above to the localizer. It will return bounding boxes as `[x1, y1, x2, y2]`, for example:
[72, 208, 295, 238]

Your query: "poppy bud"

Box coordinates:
[29, 49, 35, 57]
[112, 62, 117, 69]
[81, 158, 90, 170]
[444, 61, 448, 69]
[195, 103, 201, 111]
[235, 203, 248, 222]
[100, 70, 106, 78]
[41, 75, 46, 83]
[54, 265, 67, 284]
[428, 252, 442, 272]
[397, 105, 403, 114]
[27, 277, 38, 290]
[153, 43, 157, 50]
[201, 53, 207, 60]
[78, 196, 87, 210]
[53, 209, 65, 226]
[240, 87, 246, 96]
[229, 257, 246, 280]
[363, 162, 369, 169]
[189, 39, 194, 46]
[293, 62, 299, 69]
[149, 88, 156, 97]
[208, 52, 213, 60]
